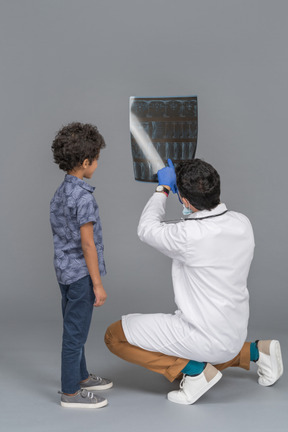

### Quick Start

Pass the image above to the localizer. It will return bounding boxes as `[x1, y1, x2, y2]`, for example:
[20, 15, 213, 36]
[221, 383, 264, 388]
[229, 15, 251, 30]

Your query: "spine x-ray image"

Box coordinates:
[130, 96, 198, 182]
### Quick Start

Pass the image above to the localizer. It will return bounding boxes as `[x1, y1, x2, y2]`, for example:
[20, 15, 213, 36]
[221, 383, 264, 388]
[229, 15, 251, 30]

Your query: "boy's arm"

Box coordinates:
[80, 222, 107, 307]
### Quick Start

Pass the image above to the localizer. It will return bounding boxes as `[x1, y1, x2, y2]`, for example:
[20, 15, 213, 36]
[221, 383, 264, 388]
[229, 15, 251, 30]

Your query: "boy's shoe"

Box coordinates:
[80, 374, 113, 391]
[167, 363, 222, 405]
[60, 389, 107, 409]
[256, 340, 283, 386]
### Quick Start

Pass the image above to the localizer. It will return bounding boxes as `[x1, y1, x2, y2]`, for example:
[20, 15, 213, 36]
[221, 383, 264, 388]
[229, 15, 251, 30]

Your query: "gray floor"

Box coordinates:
[1, 319, 287, 432]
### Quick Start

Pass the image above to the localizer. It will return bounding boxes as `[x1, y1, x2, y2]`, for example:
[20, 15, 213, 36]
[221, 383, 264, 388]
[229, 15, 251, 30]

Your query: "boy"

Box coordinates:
[50, 122, 112, 408]
[105, 159, 283, 405]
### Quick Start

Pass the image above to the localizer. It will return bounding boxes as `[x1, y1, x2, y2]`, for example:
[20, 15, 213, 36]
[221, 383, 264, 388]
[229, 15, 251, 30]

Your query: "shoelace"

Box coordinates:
[89, 374, 102, 383]
[80, 389, 95, 399]
[179, 374, 186, 390]
[257, 364, 268, 378]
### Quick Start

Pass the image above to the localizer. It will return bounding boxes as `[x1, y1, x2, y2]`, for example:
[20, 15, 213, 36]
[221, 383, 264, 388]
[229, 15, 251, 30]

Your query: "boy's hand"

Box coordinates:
[93, 283, 107, 307]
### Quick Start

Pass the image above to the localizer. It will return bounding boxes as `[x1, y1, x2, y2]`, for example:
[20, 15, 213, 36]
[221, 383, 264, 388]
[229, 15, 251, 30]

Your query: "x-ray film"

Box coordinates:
[130, 96, 198, 182]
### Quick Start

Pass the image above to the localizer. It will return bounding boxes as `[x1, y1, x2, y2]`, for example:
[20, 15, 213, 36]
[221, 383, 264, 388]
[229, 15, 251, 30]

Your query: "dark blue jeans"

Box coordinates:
[59, 275, 95, 394]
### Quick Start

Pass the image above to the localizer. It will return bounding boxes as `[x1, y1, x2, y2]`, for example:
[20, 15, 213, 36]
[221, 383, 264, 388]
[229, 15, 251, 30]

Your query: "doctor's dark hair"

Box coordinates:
[52, 122, 106, 172]
[175, 159, 221, 211]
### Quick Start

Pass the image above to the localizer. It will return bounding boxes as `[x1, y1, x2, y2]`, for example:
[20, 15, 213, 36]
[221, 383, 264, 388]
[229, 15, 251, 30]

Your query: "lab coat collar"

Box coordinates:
[186, 203, 228, 220]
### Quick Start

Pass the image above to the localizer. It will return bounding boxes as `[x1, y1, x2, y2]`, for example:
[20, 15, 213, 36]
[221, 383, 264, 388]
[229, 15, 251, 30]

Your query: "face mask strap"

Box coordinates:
[178, 191, 193, 211]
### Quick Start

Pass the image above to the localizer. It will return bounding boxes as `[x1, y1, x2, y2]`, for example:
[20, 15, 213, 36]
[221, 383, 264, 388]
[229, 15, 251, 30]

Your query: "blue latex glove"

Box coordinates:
[157, 159, 178, 194]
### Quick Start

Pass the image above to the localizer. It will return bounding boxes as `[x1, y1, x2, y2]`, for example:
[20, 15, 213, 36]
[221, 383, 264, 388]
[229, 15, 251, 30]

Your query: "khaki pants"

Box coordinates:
[105, 320, 251, 382]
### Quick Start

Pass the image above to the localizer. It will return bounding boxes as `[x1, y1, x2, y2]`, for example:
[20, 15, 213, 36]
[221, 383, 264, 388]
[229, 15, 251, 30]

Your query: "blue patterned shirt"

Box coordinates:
[50, 174, 106, 285]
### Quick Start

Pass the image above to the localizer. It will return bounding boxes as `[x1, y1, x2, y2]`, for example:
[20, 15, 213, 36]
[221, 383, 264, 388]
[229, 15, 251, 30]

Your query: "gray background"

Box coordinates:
[0, 1, 287, 431]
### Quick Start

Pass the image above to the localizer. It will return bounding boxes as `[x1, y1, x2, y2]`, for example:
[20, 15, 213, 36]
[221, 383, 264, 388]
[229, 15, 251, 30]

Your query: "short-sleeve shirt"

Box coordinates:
[50, 174, 106, 285]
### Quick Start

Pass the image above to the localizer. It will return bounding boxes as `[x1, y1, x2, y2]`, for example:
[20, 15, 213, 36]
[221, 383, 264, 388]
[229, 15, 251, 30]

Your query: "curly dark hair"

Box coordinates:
[51, 122, 106, 172]
[175, 159, 221, 210]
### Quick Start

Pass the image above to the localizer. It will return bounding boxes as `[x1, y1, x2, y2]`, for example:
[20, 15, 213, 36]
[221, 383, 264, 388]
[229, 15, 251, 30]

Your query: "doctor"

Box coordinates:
[105, 159, 283, 404]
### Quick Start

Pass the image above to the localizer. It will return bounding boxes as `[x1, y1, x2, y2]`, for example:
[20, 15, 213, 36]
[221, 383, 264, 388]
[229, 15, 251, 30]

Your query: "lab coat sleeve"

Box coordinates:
[137, 192, 187, 261]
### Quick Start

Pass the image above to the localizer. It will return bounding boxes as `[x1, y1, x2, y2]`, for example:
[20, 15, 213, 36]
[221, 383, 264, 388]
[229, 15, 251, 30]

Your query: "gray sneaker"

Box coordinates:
[60, 389, 108, 409]
[80, 374, 113, 391]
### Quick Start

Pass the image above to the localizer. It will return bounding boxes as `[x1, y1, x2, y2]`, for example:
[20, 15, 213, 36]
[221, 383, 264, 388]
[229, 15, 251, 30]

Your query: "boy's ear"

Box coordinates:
[82, 158, 89, 168]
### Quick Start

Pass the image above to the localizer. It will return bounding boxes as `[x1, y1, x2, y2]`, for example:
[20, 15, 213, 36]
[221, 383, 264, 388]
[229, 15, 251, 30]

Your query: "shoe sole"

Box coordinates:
[81, 381, 113, 391]
[167, 371, 222, 405]
[61, 399, 108, 409]
[258, 340, 283, 386]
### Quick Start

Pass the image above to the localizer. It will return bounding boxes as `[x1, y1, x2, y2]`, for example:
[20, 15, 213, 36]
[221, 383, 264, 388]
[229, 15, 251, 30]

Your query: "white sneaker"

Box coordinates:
[256, 340, 283, 386]
[167, 363, 222, 405]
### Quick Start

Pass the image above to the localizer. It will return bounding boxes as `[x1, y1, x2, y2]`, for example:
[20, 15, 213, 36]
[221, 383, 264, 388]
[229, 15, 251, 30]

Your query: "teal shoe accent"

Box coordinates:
[181, 360, 206, 376]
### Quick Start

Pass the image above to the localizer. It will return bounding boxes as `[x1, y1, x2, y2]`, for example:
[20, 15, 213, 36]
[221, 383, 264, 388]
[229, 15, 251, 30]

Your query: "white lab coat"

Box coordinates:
[122, 193, 255, 364]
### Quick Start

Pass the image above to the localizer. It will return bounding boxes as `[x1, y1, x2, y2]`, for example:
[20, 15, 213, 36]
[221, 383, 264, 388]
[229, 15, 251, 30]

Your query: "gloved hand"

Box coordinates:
[157, 159, 178, 194]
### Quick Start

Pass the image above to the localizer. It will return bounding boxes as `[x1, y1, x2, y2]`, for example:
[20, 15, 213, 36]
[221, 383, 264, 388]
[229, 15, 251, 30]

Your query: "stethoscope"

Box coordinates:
[163, 211, 228, 224]
[164, 191, 228, 223]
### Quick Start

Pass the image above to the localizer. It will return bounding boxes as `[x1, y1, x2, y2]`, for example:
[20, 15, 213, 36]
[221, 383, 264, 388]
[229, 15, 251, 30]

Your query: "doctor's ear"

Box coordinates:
[182, 197, 190, 208]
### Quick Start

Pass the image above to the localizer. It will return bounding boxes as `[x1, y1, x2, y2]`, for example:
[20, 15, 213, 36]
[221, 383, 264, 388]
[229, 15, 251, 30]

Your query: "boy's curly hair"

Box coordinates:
[52, 122, 106, 172]
[176, 159, 221, 210]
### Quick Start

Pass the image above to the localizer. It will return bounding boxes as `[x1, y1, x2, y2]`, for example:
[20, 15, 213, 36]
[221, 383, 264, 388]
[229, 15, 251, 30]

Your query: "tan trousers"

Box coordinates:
[105, 320, 251, 382]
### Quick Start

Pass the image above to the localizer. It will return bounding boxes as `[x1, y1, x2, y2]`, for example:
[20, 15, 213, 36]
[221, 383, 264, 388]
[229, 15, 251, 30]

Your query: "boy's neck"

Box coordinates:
[67, 168, 85, 180]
